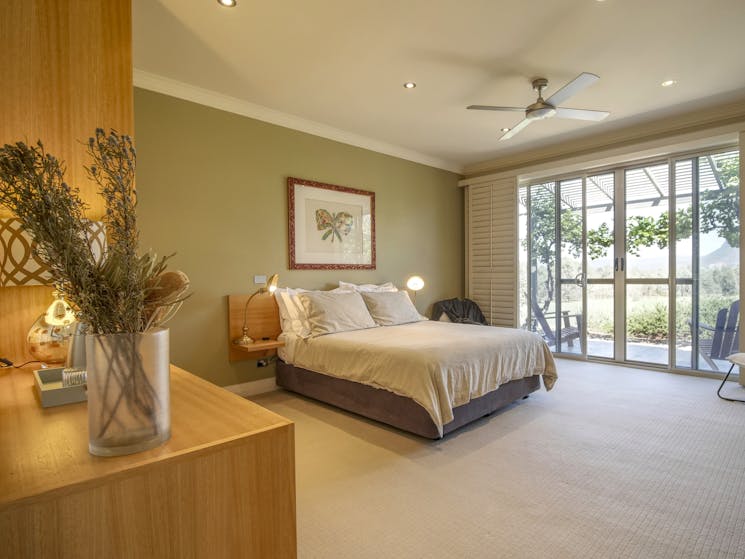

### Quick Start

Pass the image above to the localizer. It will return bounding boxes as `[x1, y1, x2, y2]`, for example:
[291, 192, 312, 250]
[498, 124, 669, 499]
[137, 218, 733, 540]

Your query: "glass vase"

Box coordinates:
[85, 328, 171, 456]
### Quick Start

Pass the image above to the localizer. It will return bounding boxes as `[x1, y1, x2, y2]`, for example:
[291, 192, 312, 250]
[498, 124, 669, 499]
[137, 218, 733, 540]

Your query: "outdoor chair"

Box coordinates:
[530, 298, 584, 353]
[690, 300, 739, 371]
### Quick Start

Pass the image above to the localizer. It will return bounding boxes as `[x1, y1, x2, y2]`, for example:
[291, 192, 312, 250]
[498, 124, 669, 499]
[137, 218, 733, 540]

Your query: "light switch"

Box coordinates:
[254, 275, 267, 285]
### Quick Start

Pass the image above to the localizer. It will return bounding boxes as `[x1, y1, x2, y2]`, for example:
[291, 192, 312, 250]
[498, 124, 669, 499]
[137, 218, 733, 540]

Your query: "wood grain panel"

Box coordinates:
[0, 0, 133, 363]
[228, 293, 283, 361]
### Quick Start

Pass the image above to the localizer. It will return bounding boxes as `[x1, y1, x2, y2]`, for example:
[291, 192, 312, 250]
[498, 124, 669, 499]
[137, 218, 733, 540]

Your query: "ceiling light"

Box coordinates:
[217, 0, 237, 7]
[661, 79, 677, 87]
[500, 127, 510, 132]
[403, 82, 416, 89]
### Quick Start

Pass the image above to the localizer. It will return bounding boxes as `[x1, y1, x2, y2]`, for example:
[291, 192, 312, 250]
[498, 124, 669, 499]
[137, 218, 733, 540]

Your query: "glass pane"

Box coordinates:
[695, 151, 739, 372]
[558, 178, 583, 354]
[675, 284, 693, 369]
[674, 159, 694, 369]
[586, 172, 614, 358]
[586, 173, 615, 280]
[626, 284, 669, 366]
[625, 163, 669, 279]
[587, 284, 614, 358]
[529, 182, 558, 343]
[518, 187, 529, 329]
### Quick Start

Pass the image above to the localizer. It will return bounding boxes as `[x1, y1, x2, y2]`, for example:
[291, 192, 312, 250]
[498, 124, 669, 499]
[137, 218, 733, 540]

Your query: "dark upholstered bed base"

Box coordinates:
[276, 360, 541, 439]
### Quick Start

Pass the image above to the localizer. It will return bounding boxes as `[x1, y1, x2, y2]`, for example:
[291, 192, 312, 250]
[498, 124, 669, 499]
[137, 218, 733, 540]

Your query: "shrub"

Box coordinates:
[627, 304, 668, 341]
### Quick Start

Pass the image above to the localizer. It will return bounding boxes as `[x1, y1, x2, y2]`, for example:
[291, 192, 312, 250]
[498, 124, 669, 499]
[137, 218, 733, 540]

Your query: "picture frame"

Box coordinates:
[288, 177, 375, 270]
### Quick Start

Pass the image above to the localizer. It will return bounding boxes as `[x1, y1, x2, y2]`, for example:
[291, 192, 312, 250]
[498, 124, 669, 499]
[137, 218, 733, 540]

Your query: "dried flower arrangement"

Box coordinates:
[0, 129, 189, 334]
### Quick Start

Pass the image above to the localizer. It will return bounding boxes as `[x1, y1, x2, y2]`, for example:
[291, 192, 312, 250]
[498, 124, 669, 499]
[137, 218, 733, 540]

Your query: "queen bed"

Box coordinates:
[259, 285, 558, 439]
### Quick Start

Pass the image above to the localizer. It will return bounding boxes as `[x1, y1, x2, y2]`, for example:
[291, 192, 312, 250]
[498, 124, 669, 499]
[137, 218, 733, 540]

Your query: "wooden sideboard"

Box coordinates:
[0, 365, 296, 558]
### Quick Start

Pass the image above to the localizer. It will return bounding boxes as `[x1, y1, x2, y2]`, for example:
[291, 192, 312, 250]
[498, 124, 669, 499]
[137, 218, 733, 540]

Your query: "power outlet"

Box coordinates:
[254, 275, 267, 285]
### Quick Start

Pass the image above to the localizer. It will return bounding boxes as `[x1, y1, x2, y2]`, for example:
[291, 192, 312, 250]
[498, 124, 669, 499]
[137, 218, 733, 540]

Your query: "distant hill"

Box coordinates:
[702, 241, 738, 267]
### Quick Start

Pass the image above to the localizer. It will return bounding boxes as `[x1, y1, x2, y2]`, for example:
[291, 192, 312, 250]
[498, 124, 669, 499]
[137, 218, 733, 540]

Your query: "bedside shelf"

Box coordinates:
[233, 339, 284, 353]
[230, 339, 284, 361]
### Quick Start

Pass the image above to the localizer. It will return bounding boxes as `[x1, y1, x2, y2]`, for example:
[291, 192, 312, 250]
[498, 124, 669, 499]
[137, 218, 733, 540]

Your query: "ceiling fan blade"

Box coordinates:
[545, 72, 599, 107]
[499, 118, 533, 141]
[467, 105, 525, 112]
[554, 107, 610, 121]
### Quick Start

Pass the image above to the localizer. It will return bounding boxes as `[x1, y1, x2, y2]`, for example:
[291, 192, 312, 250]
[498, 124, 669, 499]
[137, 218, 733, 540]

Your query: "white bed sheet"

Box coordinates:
[282, 321, 557, 435]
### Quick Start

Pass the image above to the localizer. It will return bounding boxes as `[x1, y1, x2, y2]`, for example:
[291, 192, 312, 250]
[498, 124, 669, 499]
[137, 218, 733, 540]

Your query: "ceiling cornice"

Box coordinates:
[133, 69, 463, 174]
[463, 96, 745, 178]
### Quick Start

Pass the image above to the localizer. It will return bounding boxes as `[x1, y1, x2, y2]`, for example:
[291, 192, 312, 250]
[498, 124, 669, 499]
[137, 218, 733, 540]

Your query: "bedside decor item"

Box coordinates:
[26, 291, 77, 364]
[0, 129, 189, 456]
[234, 273, 279, 345]
[33, 367, 88, 408]
[288, 177, 375, 269]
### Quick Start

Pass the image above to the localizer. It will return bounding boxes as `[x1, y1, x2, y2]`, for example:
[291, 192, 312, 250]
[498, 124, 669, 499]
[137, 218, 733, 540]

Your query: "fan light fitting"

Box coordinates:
[466, 72, 609, 141]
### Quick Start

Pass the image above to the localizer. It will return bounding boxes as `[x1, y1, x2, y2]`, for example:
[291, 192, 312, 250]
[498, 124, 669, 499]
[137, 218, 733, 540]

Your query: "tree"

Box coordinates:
[525, 157, 739, 315]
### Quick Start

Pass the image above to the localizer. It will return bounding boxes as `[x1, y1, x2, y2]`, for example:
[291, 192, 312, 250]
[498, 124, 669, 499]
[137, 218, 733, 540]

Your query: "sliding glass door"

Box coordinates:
[624, 163, 670, 366]
[673, 151, 740, 372]
[519, 147, 739, 373]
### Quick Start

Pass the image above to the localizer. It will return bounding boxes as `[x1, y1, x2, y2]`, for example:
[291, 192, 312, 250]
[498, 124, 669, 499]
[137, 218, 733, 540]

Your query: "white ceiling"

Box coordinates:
[132, 0, 745, 173]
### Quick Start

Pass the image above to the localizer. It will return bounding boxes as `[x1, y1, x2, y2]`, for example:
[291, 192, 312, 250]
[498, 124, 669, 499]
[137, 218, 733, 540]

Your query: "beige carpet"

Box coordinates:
[252, 359, 745, 559]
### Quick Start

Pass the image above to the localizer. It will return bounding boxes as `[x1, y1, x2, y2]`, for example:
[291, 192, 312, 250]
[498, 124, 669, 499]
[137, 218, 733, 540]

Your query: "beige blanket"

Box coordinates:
[290, 321, 557, 435]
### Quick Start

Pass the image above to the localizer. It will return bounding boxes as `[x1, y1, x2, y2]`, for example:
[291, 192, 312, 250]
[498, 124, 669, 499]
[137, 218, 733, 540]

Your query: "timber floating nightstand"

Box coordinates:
[228, 293, 284, 361]
[233, 338, 285, 358]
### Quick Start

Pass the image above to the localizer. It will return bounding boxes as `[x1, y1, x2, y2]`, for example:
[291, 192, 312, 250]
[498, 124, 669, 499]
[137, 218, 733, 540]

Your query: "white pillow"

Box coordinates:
[360, 291, 426, 326]
[275, 287, 311, 336]
[298, 291, 377, 337]
[338, 280, 398, 293]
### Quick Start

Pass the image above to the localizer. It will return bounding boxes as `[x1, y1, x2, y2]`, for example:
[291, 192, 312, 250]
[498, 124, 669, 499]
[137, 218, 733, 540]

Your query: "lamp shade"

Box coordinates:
[266, 273, 279, 293]
[406, 275, 425, 291]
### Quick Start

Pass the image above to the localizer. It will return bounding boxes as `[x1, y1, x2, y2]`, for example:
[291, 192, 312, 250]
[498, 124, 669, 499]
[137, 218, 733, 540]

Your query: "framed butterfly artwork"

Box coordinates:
[288, 177, 375, 270]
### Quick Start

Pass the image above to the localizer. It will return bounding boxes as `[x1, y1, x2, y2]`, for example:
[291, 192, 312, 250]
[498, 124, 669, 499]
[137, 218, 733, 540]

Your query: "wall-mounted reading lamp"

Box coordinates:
[406, 275, 425, 303]
[233, 273, 279, 346]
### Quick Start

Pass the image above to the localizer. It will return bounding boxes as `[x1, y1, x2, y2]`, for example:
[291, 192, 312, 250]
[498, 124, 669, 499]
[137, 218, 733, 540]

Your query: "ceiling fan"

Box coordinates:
[467, 72, 610, 141]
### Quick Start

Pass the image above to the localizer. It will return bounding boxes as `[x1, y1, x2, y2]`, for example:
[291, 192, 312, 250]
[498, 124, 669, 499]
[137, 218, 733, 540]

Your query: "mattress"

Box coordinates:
[278, 321, 557, 436]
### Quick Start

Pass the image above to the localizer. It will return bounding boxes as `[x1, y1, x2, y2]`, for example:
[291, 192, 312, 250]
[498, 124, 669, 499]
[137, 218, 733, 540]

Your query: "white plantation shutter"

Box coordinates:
[466, 177, 518, 327]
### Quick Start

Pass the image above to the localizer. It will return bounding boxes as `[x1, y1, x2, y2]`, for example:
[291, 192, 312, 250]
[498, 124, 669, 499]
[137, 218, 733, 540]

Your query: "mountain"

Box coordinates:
[701, 241, 738, 267]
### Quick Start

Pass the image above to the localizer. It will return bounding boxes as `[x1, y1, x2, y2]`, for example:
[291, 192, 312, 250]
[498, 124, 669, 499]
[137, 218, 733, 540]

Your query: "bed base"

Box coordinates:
[276, 360, 541, 439]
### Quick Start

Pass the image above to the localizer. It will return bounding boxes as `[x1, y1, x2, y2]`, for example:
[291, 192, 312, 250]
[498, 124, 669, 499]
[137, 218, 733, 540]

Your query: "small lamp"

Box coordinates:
[406, 275, 425, 303]
[233, 273, 279, 345]
[27, 290, 77, 364]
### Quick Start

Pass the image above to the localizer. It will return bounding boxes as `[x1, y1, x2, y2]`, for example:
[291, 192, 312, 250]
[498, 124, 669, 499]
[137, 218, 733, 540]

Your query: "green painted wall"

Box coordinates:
[134, 88, 463, 387]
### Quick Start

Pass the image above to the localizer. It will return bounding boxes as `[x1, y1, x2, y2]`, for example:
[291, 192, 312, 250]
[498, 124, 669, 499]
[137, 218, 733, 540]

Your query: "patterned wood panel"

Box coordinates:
[0, 0, 133, 362]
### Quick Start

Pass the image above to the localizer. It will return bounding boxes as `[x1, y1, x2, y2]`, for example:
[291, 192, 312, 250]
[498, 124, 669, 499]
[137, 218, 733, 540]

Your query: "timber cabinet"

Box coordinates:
[0, 365, 297, 558]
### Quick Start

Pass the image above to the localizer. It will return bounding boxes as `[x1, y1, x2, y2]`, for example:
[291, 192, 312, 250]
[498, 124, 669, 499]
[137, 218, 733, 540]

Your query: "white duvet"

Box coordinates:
[283, 321, 557, 436]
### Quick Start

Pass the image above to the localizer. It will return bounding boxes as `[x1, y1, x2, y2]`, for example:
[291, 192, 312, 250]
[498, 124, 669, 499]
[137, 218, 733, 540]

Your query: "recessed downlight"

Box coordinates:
[661, 79, 677, 87]
[500, 127, 510, 132]
[403, 82, 416, 89]
[217, 0, 237, 7]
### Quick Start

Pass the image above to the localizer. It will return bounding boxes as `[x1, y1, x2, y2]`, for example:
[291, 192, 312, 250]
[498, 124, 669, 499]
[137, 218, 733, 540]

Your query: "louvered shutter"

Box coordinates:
[466, 177, 518, 327]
